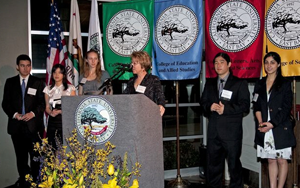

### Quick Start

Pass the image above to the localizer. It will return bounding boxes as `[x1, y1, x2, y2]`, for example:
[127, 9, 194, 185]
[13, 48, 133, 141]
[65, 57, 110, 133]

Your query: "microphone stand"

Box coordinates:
[98, 66, 131, 93]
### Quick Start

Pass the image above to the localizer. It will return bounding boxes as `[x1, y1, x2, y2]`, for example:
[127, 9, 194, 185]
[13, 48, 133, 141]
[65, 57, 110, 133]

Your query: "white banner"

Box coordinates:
[88, 0, 105, 70]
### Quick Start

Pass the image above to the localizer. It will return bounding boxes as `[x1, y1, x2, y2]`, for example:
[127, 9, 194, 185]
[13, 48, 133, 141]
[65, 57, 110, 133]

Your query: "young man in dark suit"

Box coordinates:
[200, 52, 250, 188]
[2, 54, 45, 187]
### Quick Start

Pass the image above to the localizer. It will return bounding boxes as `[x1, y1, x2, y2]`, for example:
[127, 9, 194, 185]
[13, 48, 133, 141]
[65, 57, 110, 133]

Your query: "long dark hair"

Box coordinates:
[264, 51, 283, 92]
[50, 64, 69, 91]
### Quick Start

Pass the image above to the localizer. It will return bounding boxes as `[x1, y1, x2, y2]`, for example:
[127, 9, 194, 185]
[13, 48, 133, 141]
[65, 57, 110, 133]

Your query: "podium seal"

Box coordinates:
[75, 96, 117, 145]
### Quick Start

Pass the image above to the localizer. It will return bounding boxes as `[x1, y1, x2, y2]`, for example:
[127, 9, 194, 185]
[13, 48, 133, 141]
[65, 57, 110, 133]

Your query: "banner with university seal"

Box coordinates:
[264, 0, 300, 77]
[102, 0, 153, 80]
[205, 0, 265, 78]
[152, 0, 203, 80]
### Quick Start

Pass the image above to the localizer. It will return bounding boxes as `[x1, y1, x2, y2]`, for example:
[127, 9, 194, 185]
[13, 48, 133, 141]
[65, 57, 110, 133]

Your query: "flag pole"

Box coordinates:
[293, 77, 298, 188]
[167, 81, 189, 188]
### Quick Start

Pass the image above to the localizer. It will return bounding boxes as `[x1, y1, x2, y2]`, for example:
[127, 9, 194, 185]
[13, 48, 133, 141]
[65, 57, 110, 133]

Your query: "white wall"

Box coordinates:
[0, 0, 29, 186]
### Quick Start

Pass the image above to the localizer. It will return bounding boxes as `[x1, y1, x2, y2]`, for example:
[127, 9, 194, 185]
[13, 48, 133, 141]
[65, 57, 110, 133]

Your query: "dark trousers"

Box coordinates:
[11, 126, 41, 183]
[207, 137, 243, 188]
[47, 114, 62, 150]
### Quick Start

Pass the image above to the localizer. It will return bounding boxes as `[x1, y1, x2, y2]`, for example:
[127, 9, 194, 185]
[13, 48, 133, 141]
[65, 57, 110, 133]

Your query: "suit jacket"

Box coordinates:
[2, 75, 45, 135]
[253, 76, 296, 149]
[200, 74, 250, 141]
[123, 73, 165, 106]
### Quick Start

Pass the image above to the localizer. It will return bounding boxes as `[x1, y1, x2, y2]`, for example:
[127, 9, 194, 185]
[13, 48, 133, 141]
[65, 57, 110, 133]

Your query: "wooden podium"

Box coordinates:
[61, 94, 164, 188]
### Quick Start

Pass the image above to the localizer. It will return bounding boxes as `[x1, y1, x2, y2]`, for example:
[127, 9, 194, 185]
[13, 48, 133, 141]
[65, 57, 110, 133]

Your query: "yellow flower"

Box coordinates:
[79, 175, 84, 185]
[107, 164, 115, 176]
[64, 178, 77, 185]
[62, 184, 78, 188]
[129, 179, 139, 188]
[102, 185, 110, 188]
[109, 177, 118, 187]
[25, 174, 32, 182]
[103, 177, 118, 188]
[38, 176, 54, 188]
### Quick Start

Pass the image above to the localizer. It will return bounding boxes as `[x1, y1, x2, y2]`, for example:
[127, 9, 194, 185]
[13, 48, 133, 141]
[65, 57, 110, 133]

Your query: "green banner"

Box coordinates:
[103, 0, 153, 80]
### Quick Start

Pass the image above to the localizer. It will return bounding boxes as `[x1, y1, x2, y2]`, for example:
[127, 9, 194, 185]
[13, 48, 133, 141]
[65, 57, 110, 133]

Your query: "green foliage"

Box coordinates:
[81, 107, 107, 126]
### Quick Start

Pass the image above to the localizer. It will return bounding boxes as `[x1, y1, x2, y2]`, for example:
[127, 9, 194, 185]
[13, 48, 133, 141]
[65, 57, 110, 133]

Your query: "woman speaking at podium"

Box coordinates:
[123, 51, 165, 116]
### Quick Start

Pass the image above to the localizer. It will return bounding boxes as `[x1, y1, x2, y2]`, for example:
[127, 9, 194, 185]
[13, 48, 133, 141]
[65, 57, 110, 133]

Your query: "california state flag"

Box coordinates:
[67, 0, 82, 87]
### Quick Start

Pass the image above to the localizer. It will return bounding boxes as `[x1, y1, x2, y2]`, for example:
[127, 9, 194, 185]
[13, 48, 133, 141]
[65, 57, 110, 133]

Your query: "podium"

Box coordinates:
[61, 94, 164, 188]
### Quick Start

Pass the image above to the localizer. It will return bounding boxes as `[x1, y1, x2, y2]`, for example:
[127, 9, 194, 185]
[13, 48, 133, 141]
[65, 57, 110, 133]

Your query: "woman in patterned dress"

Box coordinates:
[253, 52, 296, 188]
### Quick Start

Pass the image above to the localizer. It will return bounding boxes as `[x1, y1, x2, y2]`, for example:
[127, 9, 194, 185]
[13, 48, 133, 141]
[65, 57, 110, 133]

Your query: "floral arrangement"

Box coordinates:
[26, 128, 141, 188]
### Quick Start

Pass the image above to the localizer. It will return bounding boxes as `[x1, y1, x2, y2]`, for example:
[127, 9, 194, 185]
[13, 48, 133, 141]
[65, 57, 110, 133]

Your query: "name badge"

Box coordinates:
[253, 93, 259, 102]
[27, 88, 37, 96]
[136, 85, 146, 93]
[80, 78, 87, 84]
[221, 89, 232, 100]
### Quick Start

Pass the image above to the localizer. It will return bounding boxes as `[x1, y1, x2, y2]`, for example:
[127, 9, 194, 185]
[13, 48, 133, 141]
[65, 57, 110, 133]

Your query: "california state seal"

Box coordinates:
[106, 9, 150, 57]
[209, 0, 260, 52]
[75, 96, 117, 145]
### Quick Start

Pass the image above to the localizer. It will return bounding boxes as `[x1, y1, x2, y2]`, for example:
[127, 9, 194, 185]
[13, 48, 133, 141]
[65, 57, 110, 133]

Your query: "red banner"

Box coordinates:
[205, 0, 265, 78]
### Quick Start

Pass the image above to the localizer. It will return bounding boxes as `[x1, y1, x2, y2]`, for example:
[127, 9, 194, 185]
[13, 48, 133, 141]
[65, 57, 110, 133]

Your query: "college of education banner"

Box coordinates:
[205, 0, 265, 78]
[264, 0, 300, 77]
[103, 0, 153, 80]
[152, 0, 203, 80]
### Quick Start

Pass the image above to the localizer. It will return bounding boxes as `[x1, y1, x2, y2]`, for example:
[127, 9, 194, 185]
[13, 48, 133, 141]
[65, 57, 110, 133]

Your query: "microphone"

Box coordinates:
[98, 78, 112, 91]
[115, 63, 132, 69]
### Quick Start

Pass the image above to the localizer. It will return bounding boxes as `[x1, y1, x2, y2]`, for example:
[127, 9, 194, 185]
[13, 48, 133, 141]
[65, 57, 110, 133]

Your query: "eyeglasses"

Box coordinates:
[131, 61, 139, 66]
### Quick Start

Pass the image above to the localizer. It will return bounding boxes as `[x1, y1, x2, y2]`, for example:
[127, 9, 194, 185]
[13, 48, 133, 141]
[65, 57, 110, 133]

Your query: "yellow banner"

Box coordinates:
[263, 0, 300, 77]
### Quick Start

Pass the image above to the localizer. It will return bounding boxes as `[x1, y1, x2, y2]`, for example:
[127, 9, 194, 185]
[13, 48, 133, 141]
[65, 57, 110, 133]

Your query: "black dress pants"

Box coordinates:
[11, 124, 41, 183]
[206, 137, 243, 188]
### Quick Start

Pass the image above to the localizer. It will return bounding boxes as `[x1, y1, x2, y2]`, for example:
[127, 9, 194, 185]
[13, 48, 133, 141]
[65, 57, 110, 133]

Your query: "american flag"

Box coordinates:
[44, 1, 68, 136]
[46, 1, 68, 86]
